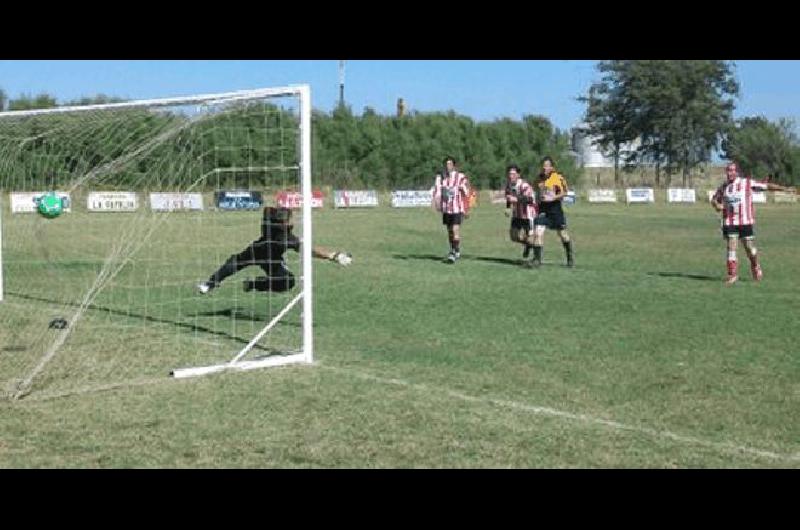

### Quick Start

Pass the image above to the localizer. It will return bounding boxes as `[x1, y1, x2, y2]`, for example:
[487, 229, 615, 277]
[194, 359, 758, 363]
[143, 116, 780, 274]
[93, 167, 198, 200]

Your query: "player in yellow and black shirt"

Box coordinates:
[530, 156, 574, 268]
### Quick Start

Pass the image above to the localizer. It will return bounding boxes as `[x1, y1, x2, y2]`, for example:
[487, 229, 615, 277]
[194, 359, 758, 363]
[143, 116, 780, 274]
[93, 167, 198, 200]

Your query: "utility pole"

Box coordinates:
[338, 60, 346, 109]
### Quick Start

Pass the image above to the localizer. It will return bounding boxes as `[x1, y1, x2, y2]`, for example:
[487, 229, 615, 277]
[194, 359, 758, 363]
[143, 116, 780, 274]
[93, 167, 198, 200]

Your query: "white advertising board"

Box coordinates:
[587, 189, 618, 203]
[667, 188, 696, 203]
[87, 191, 139, 212]
[333, 190, 379, 208]
[391, 190, 434, 208]
[10, 191, 72, 213]
[625, 188, 655, 204]
[149, 192, 204, 211]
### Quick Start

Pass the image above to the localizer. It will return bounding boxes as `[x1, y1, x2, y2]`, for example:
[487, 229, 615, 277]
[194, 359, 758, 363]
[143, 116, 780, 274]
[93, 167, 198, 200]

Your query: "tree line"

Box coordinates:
[580, 60, 799, 186]
[0, 91, 126, 111]
[2, 62, 798, 190]
[313, 105, 575, 190]
[0, 90, 577, 191]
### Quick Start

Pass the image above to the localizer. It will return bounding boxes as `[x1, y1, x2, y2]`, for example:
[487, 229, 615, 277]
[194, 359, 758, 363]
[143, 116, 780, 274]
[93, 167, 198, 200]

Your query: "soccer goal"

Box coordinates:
[0, 85, 314, 400]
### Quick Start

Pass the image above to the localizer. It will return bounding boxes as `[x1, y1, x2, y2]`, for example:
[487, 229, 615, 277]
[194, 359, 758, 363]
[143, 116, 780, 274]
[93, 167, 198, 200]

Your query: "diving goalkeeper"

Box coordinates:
[197, 206, 351, 294]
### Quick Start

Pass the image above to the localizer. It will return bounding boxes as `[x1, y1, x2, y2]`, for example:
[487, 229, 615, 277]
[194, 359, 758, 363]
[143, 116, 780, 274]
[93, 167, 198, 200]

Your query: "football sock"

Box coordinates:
[747, 248, 758, 267]
[727, 250, 737, 278]
[562, 240, 573, 259]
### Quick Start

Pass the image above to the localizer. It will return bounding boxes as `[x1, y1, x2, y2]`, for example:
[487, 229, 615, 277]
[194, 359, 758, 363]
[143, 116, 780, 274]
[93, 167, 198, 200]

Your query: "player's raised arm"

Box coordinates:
[765, 182, 796, 193]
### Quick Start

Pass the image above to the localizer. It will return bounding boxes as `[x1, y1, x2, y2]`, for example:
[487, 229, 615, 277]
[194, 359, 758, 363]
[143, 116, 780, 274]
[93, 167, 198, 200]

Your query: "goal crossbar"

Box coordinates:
[0, 86, 308, 118]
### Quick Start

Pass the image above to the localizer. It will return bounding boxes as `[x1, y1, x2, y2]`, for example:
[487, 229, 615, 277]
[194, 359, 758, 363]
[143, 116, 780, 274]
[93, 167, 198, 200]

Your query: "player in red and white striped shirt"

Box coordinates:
[504, 164, 538, 261]
[711, 162, 796, 284]
[433, 156, 471, 263]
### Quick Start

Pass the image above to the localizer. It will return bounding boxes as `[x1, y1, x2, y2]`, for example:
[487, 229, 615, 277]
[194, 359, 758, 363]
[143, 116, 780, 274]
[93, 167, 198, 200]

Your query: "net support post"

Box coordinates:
[0, 194, 4, 302]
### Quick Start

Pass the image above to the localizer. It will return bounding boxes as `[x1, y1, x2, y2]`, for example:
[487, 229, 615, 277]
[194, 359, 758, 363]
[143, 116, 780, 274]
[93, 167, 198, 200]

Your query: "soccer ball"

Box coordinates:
[334, 252, 352, 266]
[36, 192, 64, 218]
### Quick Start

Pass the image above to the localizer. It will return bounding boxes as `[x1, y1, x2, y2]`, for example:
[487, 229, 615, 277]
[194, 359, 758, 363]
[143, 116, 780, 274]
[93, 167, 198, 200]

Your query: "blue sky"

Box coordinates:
[1, 60, 798, 132]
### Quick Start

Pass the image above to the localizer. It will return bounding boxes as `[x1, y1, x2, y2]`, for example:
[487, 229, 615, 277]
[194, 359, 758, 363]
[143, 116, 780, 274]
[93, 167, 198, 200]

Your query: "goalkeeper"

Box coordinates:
[197, 206, 351, 294]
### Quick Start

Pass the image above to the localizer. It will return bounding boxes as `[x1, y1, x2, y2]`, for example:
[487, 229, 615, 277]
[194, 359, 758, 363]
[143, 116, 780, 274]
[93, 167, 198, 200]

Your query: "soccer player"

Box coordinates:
[504, 164, 537, 261]
[433, 156, 471, 263]
[710, 162, 795, 285]
[530, 156, 574, 268]
[196, 206, 351, 294]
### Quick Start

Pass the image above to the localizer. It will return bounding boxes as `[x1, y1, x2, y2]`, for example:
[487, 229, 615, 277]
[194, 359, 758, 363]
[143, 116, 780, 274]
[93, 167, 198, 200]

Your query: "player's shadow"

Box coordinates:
[392, 253, 449, 263]
[194, 308, 300, 327]
[647, 272, 719, 282]
[6, 291, 299, 350]
[472, 256, 528, 267]
[392, 253, 523, 267]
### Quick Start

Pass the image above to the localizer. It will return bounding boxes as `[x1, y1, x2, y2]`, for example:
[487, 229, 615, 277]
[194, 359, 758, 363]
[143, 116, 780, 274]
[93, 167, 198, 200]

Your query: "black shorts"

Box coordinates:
[510, 218, 533, 231]
[722, 224, 754, 239]
[248, 267, 296, 292]
[442, 213, 464, 226]
[534, 210, 567, 230]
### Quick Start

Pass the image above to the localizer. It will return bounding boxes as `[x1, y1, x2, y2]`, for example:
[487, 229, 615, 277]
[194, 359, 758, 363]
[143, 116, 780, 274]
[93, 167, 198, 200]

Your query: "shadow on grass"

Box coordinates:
[194, 308, 299, 327]
[6, 291, 302, 351]
[392, 253, 581, 270]
[393, 253, 530, 267]
[392, 253, 450, 263]
[470, 256, 524, 266]
[648, 271, 719, 282]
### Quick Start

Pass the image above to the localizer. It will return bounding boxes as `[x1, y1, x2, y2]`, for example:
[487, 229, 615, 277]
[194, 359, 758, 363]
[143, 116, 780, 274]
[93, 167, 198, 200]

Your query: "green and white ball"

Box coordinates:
[37, 192, 64, 218]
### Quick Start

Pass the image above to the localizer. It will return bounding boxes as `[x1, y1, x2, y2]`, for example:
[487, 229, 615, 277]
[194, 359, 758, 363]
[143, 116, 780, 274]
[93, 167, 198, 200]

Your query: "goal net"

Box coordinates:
[0, 86, 314, 400]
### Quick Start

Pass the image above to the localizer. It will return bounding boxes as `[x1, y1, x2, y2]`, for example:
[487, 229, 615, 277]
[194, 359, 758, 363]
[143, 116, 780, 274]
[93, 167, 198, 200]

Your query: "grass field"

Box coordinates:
[1, 198, 798, 468]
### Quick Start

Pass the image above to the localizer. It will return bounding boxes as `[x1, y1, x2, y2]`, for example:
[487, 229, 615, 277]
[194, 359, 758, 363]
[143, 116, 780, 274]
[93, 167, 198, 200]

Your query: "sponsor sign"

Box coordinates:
[275, 190, 325, 209]
[215, 190, 263, 211]
[774, 191, 798, 203]
[563, 190, 577, 205]
[667, 188, 696, 203]
[391, 190, 434, 208]
[10, 191, 72, 213]
[149, 192, 204, 211]
[625, 188, 655, 204]
[333, 190, 379, 208]
[587, 189, 618, 203]
[87, 191, 139, 212]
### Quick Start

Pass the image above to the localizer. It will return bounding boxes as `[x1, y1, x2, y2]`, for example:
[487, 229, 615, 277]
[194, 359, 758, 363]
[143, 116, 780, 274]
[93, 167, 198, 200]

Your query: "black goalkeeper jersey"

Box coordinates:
[257, 221, 301, 267]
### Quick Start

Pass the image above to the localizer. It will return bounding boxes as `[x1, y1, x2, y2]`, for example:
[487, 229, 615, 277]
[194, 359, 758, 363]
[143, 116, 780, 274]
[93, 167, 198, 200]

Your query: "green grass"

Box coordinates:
[1, 200, 798, 467]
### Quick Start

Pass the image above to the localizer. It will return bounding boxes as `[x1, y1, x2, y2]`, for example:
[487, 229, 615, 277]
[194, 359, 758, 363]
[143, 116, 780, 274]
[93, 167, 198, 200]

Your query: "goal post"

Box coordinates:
[0, 85, 315, 399]
[0, 193, 4, 303]
[170, 84, 314, 379]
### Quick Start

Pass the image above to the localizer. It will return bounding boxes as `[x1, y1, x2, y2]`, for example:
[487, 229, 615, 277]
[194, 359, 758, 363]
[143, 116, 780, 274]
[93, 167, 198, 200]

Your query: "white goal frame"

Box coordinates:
[0, 85, 315, 380]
